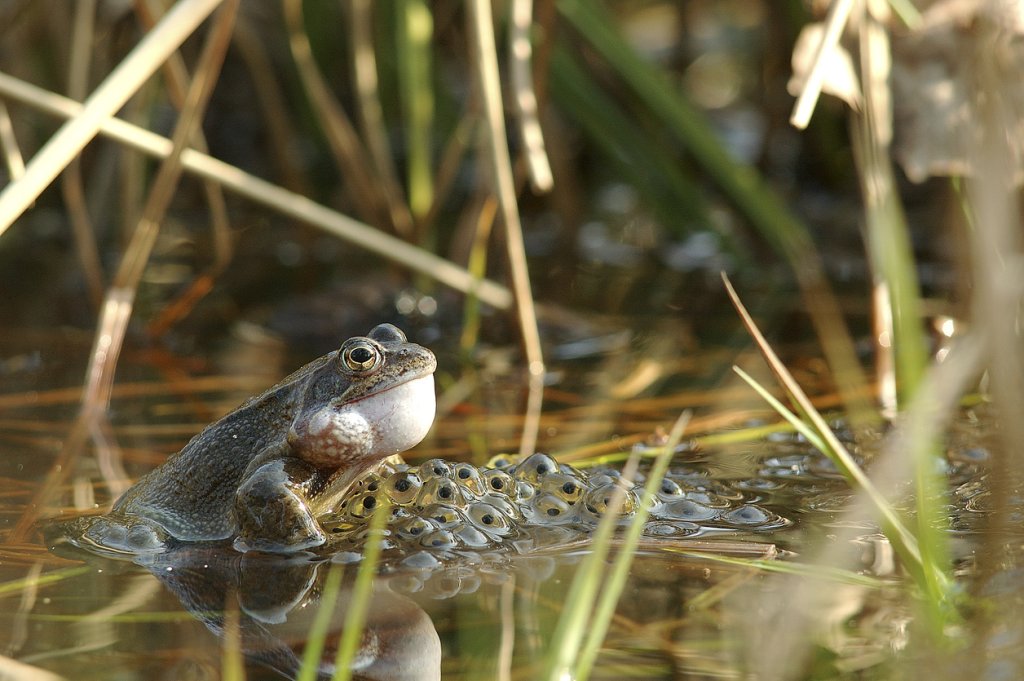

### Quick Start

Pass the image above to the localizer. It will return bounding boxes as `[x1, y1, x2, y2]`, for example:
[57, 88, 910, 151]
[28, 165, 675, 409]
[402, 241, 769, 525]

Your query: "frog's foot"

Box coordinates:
[234, 460, 327, 553]
[50, 514, 169, 557]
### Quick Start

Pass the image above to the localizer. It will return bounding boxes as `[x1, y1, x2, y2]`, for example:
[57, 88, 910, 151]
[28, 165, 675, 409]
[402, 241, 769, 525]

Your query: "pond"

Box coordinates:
[0, 320, 1007, 680]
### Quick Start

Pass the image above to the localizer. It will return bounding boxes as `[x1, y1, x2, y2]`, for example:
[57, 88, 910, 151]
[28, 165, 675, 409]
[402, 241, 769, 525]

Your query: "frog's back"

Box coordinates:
[115, 385, 300, 541]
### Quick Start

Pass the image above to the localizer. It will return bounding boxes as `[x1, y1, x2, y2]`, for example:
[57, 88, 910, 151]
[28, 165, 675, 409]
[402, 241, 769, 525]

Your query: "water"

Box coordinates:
[8, 539, 788, 680]
[0, 327, 1006, 680]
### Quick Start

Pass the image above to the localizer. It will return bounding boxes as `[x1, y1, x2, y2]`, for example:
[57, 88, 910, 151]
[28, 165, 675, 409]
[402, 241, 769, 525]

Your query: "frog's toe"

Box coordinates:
[53, 515, 169, 556]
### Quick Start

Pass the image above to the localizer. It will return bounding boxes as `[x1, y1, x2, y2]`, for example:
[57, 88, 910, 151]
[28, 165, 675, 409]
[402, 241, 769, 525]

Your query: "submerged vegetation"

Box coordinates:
[0, 1, 1021, 680]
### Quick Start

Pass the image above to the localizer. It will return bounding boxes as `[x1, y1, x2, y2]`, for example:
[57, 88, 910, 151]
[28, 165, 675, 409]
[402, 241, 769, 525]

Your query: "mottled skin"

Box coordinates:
[95, 324, 436, 553]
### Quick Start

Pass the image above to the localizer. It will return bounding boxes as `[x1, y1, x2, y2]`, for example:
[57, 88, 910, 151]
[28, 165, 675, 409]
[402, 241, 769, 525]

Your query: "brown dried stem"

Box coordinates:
[0, 0, 225, 235]
[282, 0, 412, 236]
[509, 0, 552, 192]
[60, 0, 106, 308]
[346, 0, 413, 235]
[9, 0, 239, 542]
[466, 0, 545, 458]
[0, 72, 514, 308]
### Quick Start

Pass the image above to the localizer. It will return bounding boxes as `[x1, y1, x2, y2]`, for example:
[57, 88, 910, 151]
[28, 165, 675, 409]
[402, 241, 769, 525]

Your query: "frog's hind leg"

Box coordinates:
[233, 457, 328, 553]
[46, 513, 169, 557]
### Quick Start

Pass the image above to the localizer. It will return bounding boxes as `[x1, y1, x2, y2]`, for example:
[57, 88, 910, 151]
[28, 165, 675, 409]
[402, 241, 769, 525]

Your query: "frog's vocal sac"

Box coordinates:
[77, 324, 437, 555]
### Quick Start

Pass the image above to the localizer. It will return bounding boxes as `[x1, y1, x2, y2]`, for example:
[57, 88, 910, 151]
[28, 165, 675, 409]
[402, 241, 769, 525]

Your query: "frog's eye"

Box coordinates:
[341, 341, 382, 372]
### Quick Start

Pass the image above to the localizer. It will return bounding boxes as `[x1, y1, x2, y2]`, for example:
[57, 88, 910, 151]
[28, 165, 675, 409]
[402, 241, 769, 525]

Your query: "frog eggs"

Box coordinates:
[323, 453, 790, 556]
[383, 470, 422, 505]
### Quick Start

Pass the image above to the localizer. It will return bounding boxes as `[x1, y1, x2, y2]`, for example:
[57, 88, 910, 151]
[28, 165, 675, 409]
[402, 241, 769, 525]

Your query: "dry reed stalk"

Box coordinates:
[790, 0, 856, 129]
[347, 0, 412, 236]
[466, 0, 545, 459]
[231, 13, 311, 196]
[509, 0, 553, 192]
[9, 0, 238, 542]
[133, 0, 236, 335]
[86, 0, 238, 409]
[282, 0, 403, 235]
[0, 0, 224, 235]
[422, 111, 476, 232]
[0, 100, 24, 180]
[0, 73, 514, 308]
[60, 0, 105, 308]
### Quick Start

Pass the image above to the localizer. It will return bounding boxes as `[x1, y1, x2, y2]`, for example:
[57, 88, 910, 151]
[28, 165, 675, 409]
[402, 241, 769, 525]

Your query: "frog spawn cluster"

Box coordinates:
[320, 452, 788, 562]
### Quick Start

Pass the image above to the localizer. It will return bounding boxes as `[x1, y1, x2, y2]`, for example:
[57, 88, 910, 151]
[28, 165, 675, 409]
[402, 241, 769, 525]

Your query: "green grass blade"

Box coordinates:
[731, 366, 925, 581]
[332, 498, 391, 681]
[396, 0, 434, 220]
[27, 611, 207, 623]
[725, 275, 957, 617]
[556, 0, 813, 263]
[222, 599, 246, 681]
[887, 0, 922, 28]
[296, 564, 345, 681]
[574, 412, 691, 680]
[0, 566, 92, 597]
[851, 16, 946, 618]
[557, 0, 875, 432]
[732, 367, 828, 452]
[542, 450, 643, 681]
[852, 91, 927, 411]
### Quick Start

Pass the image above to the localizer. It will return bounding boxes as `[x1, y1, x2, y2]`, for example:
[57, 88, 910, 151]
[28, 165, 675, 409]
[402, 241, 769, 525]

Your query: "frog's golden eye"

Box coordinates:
[341, 341, 382, 372]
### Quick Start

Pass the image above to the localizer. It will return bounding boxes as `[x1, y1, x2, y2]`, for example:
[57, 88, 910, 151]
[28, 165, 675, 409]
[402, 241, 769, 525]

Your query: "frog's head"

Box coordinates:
[289, 324, 437, 468]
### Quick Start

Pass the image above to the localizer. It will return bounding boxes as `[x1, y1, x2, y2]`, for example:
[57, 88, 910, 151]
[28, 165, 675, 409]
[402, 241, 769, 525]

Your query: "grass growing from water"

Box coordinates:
[295, 564, 345, 681]
[540, 411, 692, 675]
[543, 412, 689, 681]
[541, 446, 645, 681]
[572, 412, 690, 680]
[724, 271, 963, 638]
[330, 497, 391, 681]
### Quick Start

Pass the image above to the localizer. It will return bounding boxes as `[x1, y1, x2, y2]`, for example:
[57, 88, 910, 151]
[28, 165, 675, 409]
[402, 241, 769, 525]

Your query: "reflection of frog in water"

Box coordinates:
[78, 324, 436, 554]
[135, 546, 441, 681]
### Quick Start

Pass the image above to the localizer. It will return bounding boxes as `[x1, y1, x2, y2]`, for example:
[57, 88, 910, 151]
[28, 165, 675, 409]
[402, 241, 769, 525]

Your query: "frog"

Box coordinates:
[78, 323, 436, 555]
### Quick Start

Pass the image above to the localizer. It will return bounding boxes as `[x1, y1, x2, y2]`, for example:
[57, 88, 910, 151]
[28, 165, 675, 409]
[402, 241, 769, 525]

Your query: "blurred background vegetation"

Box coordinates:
[2, 1, 1021, 678]
[0, 0, 949, 347]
